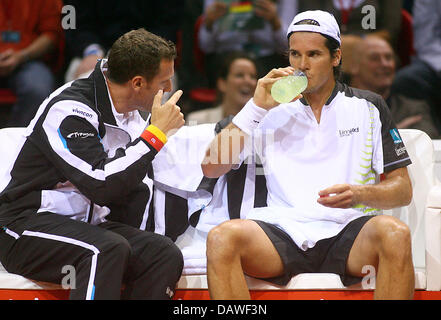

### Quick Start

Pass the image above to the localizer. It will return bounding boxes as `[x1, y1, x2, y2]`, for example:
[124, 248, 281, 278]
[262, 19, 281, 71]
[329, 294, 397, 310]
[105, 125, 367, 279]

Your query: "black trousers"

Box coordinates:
[0, 212, 183, 300]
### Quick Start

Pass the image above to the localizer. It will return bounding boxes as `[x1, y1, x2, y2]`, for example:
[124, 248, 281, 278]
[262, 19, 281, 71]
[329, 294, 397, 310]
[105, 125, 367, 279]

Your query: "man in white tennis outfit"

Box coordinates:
[202, 10, 415, 300]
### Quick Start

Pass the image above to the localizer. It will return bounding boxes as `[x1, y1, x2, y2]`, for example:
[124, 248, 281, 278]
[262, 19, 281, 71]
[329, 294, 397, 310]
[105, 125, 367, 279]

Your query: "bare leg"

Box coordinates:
[346, 215, 415, 299]
[206, 219, 284, 300]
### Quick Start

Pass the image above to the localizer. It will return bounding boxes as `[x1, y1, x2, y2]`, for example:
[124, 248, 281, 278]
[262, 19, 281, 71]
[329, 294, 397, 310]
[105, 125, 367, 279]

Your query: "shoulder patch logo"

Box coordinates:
[390, 128, 402, 144]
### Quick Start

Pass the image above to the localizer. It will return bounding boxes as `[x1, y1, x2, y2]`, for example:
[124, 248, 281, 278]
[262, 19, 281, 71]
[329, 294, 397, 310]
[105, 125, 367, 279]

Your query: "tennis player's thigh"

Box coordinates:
[231, 219, 285, 279]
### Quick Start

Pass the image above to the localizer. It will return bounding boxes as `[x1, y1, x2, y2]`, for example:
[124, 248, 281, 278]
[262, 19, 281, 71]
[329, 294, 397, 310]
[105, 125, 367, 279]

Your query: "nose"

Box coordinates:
[298, 55, 309, 72]
[380, 55, 394, 69]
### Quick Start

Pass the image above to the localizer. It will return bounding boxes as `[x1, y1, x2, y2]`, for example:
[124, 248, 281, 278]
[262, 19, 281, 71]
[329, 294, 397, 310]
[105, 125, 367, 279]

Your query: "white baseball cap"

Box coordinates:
[286, 10, 341, 45]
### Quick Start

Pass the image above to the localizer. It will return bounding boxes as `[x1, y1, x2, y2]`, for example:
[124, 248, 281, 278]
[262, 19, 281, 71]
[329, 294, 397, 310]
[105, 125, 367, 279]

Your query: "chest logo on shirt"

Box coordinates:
[339, 127, 359, 137]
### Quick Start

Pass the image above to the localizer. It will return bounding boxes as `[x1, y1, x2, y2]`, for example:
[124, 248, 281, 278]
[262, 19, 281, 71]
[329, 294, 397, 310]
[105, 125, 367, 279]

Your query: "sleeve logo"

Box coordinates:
[390, 128, 402, 144]
[67, 132, 95, 139]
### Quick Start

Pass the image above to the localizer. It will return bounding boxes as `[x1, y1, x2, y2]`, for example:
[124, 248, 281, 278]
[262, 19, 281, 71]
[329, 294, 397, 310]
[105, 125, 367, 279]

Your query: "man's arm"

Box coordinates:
[0, 35, 55, 76]
[19, 34, 56, 63]
[202, 122, 245, 178]
[317, 166, 412, 210]
[36, 90, 184, 206]
[202, 66, 298, 178]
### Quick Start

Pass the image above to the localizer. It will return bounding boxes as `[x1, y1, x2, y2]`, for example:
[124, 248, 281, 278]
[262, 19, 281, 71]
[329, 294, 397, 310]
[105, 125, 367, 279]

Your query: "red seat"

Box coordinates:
[189, 87, 216, 103]
[397, 9, 415, 67]
[189, 15, 216, 106]
[0, 89, 17, 105]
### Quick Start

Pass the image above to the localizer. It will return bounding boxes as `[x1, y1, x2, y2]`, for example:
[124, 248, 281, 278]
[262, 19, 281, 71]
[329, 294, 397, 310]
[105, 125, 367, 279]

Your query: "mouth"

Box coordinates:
[238, 87, 253, 97]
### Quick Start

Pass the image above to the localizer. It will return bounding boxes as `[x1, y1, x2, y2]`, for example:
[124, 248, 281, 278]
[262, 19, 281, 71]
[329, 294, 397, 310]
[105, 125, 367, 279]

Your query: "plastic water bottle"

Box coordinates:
[271, 70, 308, 104]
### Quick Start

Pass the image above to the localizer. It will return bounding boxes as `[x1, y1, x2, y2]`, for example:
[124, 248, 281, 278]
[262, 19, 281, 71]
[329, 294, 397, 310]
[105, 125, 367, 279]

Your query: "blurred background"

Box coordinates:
[0, 0, 440, 138]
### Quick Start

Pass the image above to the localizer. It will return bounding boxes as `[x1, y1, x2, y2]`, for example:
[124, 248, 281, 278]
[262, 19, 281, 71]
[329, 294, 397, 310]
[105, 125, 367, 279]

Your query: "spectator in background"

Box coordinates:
[392, 0, 441, 133]
[0, 0, 63, 127]
[198, 0, 297, 87]
[187, 52, 258, 124]
[299, 0, 402, 77]
[64, 0, 184, 82]
[349, 35, 439, 138]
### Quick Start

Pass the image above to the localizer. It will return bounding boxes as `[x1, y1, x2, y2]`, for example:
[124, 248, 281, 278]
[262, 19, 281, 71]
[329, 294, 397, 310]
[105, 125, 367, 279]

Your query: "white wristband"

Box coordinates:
[232, 99, 267, 135]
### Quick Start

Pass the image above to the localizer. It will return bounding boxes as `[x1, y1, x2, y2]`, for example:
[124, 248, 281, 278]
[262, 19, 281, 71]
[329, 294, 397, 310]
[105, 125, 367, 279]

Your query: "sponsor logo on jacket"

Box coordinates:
[67, 132, 95, 139]
[72, 107, 93, 118]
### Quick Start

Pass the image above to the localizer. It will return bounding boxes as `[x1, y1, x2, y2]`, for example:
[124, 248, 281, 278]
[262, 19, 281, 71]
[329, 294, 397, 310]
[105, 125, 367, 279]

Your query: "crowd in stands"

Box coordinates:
[0, 0, 440, 138]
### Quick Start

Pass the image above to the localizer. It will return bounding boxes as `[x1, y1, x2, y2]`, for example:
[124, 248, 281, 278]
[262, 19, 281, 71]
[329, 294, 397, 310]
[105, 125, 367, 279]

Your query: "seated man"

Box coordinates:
[0, 29, 184, 300]
[202, 10, 414, 300]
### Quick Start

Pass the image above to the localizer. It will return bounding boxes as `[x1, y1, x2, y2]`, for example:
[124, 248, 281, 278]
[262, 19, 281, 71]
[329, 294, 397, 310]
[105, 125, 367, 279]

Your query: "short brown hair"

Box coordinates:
[107, 28, 176, 84]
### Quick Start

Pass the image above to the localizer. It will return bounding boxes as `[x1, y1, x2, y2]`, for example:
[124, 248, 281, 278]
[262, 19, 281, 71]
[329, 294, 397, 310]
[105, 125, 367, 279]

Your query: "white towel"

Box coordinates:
[153, 124, 216, 193]
[152, 124, 217, 219]
[176, 226, 208, 275]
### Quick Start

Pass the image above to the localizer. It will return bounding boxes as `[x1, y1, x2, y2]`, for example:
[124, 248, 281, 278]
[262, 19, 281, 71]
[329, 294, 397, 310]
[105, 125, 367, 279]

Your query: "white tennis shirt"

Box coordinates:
[240, 82, 412, 250]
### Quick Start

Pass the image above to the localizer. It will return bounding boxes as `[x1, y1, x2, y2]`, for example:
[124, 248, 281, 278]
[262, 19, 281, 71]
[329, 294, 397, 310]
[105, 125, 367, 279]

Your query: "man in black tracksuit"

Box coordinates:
[0, 29, 185, 299]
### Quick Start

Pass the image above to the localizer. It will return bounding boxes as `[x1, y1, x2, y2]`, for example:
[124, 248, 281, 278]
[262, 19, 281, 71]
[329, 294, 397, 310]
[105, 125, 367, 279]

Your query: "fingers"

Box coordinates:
[167, 89, 183, 105]
[317, 184, 354, 208]
[266, 66, 295, 79]
[153, 89, 183, 110]
[258, 76, 283, 86]
[291, 94, 303, 102]
[317, 192, 353, 208]
[0, 49, 14, 60]
[258, 66, 295, 87]
[257, 67, 294, 88]
[152, 89, 164, 109]
[318, 184, 349, 197]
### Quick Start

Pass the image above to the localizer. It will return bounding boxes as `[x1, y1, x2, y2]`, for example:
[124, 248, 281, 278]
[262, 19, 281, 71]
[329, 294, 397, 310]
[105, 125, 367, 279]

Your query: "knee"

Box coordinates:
[100, 234, 132, 262]
[374, 216, 412, 262]
[206, 220, 244, 262]
[163, 240, 184, 272]
[147, 234, 183, 275]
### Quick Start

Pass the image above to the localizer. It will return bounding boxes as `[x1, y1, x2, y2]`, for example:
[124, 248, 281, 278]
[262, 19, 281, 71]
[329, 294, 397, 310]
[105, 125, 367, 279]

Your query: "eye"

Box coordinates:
[369, 54, 381, 62]
[289, 50, 299, 57]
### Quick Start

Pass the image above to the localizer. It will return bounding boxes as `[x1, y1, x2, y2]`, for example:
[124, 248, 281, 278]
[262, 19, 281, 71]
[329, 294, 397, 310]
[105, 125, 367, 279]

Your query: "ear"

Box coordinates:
[217, 78, 227, 94]
[333, 48, 342, 67]
[131, 76, 144, 92]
